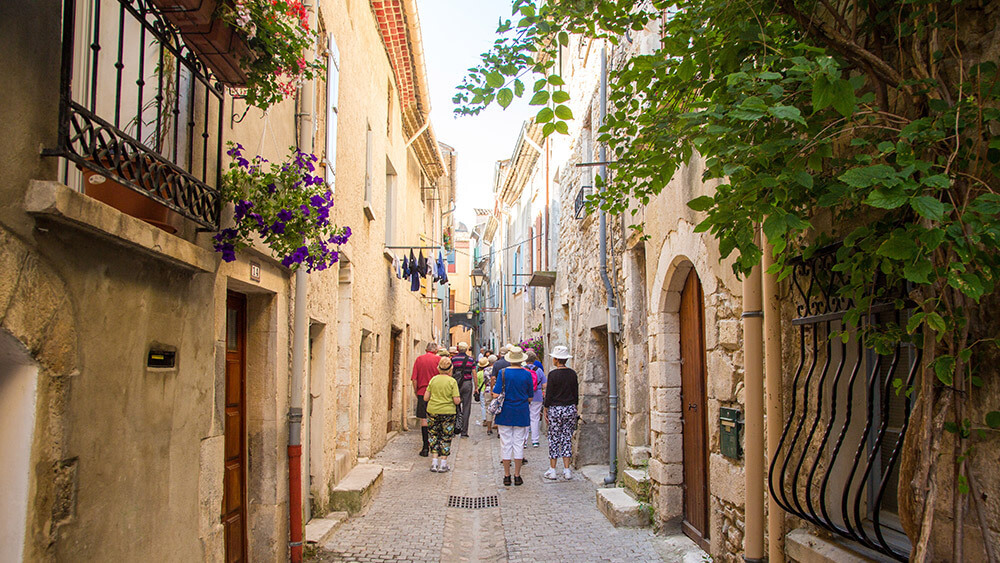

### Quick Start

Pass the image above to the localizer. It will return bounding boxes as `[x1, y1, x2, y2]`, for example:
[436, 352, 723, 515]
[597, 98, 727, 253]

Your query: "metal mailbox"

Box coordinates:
[719, 407, 743, 460]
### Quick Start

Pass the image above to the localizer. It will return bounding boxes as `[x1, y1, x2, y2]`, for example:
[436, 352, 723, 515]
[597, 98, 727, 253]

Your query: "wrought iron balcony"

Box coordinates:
[769, 246, 916, 561]
[44, 0, 225, 231]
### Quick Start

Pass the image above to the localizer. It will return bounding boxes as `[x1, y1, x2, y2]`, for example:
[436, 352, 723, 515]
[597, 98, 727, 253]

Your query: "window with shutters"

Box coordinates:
[363, 122, 374, 220]
[325, 34, 340, 193]
[385, 158, 396, 246]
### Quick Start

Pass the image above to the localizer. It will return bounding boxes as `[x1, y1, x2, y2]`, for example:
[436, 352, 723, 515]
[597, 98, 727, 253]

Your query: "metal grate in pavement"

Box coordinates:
[447, 495, 499, 509]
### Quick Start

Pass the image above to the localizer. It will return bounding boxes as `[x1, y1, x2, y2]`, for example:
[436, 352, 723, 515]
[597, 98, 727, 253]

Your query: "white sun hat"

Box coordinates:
[550, 345, 572, 360]
[504, 346, 528, 364]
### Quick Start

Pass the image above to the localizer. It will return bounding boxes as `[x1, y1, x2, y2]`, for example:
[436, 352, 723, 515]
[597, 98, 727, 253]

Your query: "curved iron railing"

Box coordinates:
[46, 0, 223, 229]
[769, 246, 917, 561]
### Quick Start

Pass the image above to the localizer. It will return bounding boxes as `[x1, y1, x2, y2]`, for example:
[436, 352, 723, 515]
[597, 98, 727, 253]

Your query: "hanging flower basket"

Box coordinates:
[151, 0, 325, 109]
[214, 143, 350, 272]
[150, 0, 250, 85]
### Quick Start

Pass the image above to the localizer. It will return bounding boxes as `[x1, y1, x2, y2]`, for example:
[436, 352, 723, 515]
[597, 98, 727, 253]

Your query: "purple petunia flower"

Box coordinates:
[271, 220, 286, 234]
[234, 200, 254, 222]
[277, 209, 293, 222]
[300, 204, 310, 216]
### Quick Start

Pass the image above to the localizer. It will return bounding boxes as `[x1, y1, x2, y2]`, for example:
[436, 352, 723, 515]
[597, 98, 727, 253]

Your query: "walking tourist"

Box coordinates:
[475, 356, 489, 427]
[493, 346, 534, 486]
[525, 349, 546, 448]
[411, 341, 440, 457]
[482, 354, 498, 435]
[451, 342, 476, 437]
[424, 357, 461, 472]
[543, 346, 579, 480]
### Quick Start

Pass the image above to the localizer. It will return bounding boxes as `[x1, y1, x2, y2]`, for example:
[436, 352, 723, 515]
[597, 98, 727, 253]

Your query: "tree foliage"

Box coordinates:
[455, 0, 1000, 554]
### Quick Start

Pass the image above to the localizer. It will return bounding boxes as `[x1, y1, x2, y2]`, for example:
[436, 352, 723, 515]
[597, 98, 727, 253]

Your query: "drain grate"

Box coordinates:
[447, 495, 499, 509]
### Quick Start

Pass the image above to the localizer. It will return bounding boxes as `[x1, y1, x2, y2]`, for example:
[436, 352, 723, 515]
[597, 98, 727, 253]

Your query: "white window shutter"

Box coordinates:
[325, 34, 340, 192]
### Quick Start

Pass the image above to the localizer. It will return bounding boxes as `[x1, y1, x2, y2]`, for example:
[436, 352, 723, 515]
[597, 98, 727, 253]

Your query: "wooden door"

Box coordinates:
[223, 293, 248, 562]
[679, 269, 709, 549]
[386, 332, 397, 433]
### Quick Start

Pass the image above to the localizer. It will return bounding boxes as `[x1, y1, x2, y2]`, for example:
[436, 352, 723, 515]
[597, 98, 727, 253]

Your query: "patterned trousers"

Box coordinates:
[547, 405, 577, 459]
[427, 413, 457, 456]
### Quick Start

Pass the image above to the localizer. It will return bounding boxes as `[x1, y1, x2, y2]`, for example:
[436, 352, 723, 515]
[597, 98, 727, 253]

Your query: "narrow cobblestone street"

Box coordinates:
[310, 410, 703, 563]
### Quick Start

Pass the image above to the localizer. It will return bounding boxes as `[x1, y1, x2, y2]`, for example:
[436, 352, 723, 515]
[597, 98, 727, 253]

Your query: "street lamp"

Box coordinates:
[471, 267, 486, 288]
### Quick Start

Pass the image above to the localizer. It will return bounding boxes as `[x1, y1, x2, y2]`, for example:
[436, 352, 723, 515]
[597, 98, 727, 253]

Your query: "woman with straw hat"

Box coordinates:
[424, 357, 461, 472]
[492, 346, 534, 486]
[543, 345, 579, 480]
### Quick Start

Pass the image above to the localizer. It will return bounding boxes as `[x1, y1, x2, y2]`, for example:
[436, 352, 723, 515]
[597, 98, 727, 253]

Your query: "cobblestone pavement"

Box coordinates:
[310, 409, 683, 563]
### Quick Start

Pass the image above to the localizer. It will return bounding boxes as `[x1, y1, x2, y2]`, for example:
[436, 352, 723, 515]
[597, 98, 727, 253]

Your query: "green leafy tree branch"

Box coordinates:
[455, 0, 1000, 558]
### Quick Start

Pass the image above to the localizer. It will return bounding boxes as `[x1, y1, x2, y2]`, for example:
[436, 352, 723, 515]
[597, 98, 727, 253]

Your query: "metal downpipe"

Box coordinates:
[597, 45, 619, 486]
[763, 236, 785, 563]
[288, 3, 316, 560]
[743, 229, 765, 563]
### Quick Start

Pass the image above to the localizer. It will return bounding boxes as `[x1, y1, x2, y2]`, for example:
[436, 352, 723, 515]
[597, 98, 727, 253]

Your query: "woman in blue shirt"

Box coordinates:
[492, 346, 534, 486]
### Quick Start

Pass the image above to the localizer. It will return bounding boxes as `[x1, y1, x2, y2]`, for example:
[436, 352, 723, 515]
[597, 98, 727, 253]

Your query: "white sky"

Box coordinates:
[415, 0, 535, 227]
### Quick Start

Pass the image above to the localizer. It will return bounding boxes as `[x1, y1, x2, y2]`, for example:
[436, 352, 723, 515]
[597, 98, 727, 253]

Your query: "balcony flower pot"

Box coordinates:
[79, 150, 183, 233]
[214, 143, 350, 271]
[150, 0, 250, 85]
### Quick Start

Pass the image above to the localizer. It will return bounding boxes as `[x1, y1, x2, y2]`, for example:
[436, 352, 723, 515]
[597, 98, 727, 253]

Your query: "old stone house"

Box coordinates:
[0, 0, 448, 561]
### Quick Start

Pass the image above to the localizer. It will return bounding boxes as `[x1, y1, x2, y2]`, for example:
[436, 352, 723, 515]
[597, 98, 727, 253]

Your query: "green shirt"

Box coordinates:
[426, 374, 460, 415]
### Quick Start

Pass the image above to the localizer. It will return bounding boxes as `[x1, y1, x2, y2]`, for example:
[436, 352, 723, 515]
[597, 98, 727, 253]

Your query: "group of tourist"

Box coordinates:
[410, 340, 580, 485]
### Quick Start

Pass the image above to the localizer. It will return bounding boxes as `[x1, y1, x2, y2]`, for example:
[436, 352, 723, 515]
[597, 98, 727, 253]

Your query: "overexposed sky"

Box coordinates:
[415, 0, 535, 227]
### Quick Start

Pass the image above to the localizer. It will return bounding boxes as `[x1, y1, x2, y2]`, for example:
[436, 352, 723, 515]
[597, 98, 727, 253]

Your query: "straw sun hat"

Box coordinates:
[504, 346, 528, 364]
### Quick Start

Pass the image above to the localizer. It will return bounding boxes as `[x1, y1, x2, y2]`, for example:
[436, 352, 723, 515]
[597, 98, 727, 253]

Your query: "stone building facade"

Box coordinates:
[0, 0, 447, 561]
[494, 12, 1000, 563]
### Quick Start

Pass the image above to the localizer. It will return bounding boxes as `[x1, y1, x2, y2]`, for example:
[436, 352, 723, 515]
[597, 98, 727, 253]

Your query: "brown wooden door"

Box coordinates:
[223, 293, 248, 562]
[679, 269, 709, 549]
[387, 332, 397, 433]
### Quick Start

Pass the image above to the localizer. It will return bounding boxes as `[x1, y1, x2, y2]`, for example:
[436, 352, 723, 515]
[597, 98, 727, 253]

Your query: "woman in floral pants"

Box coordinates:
[424, 357, 461, 472]
[543, 346, 579, 481]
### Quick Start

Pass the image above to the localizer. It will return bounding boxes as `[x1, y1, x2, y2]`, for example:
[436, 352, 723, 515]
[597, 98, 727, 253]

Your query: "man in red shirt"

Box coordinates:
[411, 341, 441, 457]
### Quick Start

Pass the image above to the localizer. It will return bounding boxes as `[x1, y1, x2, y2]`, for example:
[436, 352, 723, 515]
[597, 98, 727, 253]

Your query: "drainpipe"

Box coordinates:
[762, 236, 785, 563]
[597, 45, 619, 486]
[742, 229, 765, 563]
[288, 3, 316, 561]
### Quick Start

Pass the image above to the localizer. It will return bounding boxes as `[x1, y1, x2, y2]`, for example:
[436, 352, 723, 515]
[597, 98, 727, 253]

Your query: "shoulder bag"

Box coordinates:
[487, 368, 506, 415]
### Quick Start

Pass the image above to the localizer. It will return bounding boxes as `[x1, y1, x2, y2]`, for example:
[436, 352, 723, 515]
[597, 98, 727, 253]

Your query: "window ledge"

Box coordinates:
[25, 180, 217, 273]
[363, 201, 376, 221]
[785, 528, 885, 563]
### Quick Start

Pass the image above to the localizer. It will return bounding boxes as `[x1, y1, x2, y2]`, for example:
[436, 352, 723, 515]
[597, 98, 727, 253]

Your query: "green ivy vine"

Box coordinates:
[455, 0, 1000, 556]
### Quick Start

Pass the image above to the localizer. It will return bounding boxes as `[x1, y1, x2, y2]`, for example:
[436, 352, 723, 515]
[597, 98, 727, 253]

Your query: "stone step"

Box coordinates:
[621, 468, 651, 501]
[627, 446, 651, 466]
[332, 448, 352, 485]
[329, 463, 383, 515]
[596, 487, 651, 528]
[304, 511, 348, 546]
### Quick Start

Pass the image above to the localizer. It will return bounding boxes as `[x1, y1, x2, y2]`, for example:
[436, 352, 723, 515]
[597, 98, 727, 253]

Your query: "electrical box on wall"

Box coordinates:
[147, 349, 176, 369]
[720, 407, 743, 459]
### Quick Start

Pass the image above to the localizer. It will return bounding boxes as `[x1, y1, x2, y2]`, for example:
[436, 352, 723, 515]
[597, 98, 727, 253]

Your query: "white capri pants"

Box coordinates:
[497, 425, 528, 461]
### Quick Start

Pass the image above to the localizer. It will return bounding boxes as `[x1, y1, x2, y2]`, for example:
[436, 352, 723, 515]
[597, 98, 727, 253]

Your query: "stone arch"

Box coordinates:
[0, 227, 78, 562]
[645, 221, 716, 527]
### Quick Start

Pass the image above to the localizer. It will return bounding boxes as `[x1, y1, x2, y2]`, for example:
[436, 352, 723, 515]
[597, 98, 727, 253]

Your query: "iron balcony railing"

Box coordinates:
[769, 246, 917, 561]
[45, 0, 224, 229]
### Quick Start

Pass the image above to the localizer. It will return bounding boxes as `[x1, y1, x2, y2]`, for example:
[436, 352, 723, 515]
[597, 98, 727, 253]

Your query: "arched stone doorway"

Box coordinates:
[0, 228, 78, 562]
[0, 331, 38, 563]
[648, 252, 712, 551]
